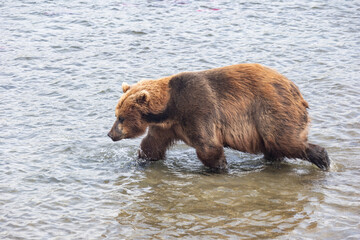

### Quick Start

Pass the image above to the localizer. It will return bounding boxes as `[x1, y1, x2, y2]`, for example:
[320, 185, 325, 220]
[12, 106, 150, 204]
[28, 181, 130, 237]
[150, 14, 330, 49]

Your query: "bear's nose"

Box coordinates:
[107, 132, 113, 139]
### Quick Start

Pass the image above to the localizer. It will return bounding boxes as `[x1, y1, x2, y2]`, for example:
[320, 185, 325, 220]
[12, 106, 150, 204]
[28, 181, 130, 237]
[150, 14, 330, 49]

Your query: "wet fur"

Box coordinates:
[108, 64, 330, 170]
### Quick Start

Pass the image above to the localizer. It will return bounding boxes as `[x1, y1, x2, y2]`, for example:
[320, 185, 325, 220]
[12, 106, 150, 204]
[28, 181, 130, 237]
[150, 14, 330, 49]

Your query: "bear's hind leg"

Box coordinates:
[302, 143, 330, 170]
[263, 150, 285, 162]
[139, 126, 176, 161]
[263, 144, 330, 170]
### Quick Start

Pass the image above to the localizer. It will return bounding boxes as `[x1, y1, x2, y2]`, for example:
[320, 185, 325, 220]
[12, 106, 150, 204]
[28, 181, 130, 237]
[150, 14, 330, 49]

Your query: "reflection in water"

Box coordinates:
[115, 154, 326, 239]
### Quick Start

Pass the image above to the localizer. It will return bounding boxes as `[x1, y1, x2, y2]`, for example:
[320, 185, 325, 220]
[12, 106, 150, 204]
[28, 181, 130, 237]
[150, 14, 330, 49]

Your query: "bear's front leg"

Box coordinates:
[196, 145, 227, 169]
[139, 126, 175, 161]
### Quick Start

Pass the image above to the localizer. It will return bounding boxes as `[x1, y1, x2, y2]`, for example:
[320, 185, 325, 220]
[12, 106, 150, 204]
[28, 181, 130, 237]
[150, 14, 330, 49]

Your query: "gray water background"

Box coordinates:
[1, 0, 360, 239]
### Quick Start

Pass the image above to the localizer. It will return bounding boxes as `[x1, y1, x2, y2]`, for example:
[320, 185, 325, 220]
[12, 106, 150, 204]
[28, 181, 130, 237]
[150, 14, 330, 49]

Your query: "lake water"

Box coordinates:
[1, 0, 360, 239]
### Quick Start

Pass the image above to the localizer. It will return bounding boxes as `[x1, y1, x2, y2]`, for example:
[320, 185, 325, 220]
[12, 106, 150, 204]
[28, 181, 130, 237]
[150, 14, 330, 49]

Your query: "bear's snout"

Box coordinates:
[108, 119, 125, 142]
[107, 130, 122, 142]
[107, 132, 114, 141]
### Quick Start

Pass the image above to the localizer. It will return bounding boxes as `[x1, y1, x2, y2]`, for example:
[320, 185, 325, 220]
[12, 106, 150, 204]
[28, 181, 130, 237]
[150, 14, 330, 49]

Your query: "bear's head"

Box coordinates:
[108, 82, 151, 141]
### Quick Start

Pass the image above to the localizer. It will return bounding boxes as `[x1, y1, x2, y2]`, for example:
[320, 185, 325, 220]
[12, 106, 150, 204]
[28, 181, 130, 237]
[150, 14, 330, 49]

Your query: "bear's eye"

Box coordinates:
[118, 116, 125, 123]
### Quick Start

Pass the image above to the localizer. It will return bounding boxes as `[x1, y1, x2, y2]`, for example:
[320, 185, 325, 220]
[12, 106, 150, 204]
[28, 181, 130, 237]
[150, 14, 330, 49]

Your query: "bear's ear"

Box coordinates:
[136, 90, 150, 104]
[122, 82, 130, 93]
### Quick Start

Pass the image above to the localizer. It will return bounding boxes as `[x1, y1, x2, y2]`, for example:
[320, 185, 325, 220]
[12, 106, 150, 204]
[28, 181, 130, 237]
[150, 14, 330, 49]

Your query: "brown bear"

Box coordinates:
[108, 64, 330, 170]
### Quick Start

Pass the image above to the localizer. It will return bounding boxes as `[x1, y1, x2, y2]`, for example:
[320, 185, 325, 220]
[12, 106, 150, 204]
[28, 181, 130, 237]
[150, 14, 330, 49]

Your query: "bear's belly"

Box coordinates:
[222, 127, 263, 154]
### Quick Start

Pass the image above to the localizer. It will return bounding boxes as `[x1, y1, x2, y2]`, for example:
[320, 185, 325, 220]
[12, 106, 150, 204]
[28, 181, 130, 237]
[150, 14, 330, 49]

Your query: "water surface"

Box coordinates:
[1, 0, 360, 239]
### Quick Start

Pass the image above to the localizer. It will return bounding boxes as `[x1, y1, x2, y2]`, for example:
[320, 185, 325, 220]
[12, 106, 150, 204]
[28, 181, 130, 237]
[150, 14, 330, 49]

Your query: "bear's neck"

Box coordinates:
[143, 76, 172, 124]
[148, 76, 171, 112]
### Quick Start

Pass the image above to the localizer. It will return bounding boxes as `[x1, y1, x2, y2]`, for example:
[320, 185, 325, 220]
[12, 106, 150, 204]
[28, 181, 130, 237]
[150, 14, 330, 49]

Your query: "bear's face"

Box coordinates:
[108, 83, 150, 141]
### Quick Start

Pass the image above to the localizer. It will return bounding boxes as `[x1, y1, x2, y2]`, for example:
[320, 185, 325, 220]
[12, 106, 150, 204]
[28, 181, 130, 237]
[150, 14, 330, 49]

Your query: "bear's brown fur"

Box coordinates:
[108, 64, 330, 170]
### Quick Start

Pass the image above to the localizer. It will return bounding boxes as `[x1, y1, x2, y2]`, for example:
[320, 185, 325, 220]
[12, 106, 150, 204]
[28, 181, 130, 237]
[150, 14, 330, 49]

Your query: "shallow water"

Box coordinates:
[1, 0, 360, 239]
